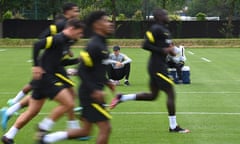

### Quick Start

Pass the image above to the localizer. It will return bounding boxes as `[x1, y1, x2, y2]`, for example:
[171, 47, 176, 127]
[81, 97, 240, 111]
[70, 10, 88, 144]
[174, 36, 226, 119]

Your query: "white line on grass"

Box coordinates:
[27, 59, 33, 63]
[177, 91, 240, 94]
[201, 57, 212, 62]
[37, 112, 240, 115]
[0, 49, 7, 52]
[187, 51, 195, 55]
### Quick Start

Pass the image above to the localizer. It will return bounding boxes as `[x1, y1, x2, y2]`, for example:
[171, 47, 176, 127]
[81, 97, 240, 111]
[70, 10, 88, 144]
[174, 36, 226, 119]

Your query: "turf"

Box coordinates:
[0, 47, 240, 144]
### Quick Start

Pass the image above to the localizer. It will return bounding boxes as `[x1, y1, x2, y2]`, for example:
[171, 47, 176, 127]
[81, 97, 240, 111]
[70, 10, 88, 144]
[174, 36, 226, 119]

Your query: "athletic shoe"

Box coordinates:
[1, 108, 10, 131]
[1, 136, 15, 144]
[35, 127, 48, 144]
[110, 94, 122, 109]
[36, 136, 48, 144]
[169, 125, 190, 133]
[7, 99, 15, 106]
[124, 80, 130, 86]
[73, 107, 83, 112]
[76, 136, 92, 141]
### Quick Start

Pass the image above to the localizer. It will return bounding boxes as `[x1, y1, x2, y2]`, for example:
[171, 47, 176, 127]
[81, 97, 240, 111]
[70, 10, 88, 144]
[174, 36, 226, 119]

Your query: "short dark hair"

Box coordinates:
[86, 11, 107, 27]
[62, 3, 78, 14]
[153, 8, 167, 20]
[66, 19, 85, 29]
[113, 45, 120, 51]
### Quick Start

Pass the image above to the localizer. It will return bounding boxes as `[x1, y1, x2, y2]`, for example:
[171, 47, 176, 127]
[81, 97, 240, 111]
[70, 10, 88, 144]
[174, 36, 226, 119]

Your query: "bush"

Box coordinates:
[116, 13, 127, 21]
[196, 12, 207, 21]
[169, 14, 181, 21]
[3, 10, 13, 20]
[132, 10, 143, 21]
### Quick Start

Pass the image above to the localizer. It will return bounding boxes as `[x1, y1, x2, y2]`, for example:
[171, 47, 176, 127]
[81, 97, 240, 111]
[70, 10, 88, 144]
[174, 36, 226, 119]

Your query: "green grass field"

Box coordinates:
[0, 47, 240, 144]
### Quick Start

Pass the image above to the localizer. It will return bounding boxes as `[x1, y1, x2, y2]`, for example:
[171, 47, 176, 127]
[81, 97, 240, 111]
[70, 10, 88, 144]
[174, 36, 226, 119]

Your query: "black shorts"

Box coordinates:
[150, 70, 174, 90]
[81, 103, 112, 123]
[29, 79, 38, 88]
[32, 74, 72, 100]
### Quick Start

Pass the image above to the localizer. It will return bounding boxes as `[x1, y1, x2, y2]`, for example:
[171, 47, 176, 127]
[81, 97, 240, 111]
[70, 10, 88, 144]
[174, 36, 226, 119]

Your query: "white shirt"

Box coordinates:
[167, 45, 186, 63]
[109, 53, 132, 69]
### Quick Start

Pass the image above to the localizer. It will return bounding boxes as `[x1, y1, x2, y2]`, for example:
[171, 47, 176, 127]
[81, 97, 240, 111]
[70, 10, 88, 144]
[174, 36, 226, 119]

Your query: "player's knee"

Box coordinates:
[65, 101, 75, 110]
[101, 124, 111, 135]
[149, 95, 158, 100]
[146, 93, 158, 100]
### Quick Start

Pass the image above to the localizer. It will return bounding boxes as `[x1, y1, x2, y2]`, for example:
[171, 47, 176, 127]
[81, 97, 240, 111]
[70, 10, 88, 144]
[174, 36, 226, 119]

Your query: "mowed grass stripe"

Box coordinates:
[1, 47, 240, 144]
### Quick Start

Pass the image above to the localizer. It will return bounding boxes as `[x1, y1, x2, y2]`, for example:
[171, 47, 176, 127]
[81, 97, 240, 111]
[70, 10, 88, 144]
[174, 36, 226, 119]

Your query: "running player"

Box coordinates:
[1, 19, 85, 144]
[0, 2, 80, 131]
[36, 11, 115, 144]
[110, 9, 190, 133]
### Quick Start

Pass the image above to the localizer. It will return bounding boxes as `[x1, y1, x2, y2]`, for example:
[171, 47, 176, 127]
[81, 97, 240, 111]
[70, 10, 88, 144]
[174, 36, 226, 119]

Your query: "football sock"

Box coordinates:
[4, 126, 19, 139]
[43, 131, 68, 143]
[67, 120, 80, 129]
[120, 94, 136, 101]
[6, 103, 21, 116]
[12, 90, 25, 103]
[168, 115, 177, 129]
[38, 118, 55, 131]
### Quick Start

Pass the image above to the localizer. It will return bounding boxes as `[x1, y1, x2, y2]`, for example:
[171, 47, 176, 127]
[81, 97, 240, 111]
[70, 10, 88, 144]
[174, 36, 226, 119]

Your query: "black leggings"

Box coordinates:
[107, 63, 130, 80]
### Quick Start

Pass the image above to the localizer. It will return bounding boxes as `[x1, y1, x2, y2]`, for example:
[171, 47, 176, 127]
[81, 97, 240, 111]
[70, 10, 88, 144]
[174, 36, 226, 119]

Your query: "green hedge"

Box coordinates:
[0, 38, 240, 48]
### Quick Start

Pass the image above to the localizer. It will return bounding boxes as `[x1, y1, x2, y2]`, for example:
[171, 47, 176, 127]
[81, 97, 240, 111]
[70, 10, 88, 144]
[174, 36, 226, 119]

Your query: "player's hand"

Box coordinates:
[32, 66, 45, 80]
[91, 90, 106, 104]
[164, 46, 176, 56]
[115, 62, 123, 68]
[106, 81, 116, 92]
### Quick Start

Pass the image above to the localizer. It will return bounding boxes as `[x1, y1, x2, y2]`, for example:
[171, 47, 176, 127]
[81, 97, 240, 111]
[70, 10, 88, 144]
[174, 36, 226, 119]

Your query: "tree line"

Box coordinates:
[1, 0, 240, 21]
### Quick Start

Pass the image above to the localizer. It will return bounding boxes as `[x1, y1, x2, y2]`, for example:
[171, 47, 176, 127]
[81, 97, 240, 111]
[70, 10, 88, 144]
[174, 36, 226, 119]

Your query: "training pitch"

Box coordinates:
[0, 47, 240, 144]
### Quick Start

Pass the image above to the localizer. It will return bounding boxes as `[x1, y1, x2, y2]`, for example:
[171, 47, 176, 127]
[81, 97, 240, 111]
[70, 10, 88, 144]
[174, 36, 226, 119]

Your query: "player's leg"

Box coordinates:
[107, 64, 113, 79]
[160, 76, 189, 133]
[39, 118, 92, 143]
[38, 88, 74, 132]
[2, 97, 45, 143]
[110, 78, 159, 109]
[175, 63, 184, 82]
[7, 83, 32, 106]
[65, 87, 80, 129]
[1, 95, 30, 130]
[96, 120, 111, 144]
[123, 63, 131, 85]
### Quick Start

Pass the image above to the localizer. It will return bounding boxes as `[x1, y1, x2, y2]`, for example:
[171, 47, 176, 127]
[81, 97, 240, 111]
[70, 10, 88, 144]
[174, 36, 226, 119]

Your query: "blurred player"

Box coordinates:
[1, 19, 85, 144]
[39, 2, 80, 38]
[110, 9, 190, 133]
[107, 45, 132, 86]
[36, 11, 115, 144]
[0, 2, 80, 131]
[167, 45, 186, 83]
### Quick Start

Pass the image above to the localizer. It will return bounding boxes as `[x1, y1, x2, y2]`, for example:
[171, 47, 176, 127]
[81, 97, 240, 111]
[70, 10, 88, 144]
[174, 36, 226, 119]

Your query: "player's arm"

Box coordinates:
[33, 38, 47, 66]
[143, 27, 175, 55]
[38, 21, 65, 38]
[61, 57, 80, 66]
[102, 54, 118, 65]
[142, 30, 167, 54]
[38, 24, 58, 39]
[32, 38, 48, 79]
[121, 53, 132, 65]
